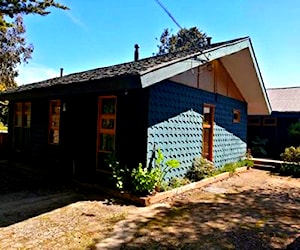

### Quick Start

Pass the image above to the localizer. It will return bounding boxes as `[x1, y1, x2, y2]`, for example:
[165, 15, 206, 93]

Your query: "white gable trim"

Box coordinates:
[140, 39, 249, 88]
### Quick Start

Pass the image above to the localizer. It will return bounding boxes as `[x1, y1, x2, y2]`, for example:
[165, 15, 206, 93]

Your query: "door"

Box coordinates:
[202, 104, 214, 161]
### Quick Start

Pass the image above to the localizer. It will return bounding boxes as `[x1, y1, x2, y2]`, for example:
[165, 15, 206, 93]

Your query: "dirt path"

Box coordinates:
[0, 167, 299, 249]
[103, 168, 300, 250]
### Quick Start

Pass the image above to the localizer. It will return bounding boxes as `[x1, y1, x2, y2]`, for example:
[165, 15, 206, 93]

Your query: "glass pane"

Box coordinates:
[15, 103, 22, 112]
[99, 133, 115, 151]
[101, 119, 115, 129]
[49, 129, 59, 144]
[101, 98, 116, 114]
[15, 113, 22, 127]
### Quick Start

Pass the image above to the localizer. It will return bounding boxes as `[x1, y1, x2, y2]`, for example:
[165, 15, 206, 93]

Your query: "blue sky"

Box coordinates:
[16, 0, 300, 88]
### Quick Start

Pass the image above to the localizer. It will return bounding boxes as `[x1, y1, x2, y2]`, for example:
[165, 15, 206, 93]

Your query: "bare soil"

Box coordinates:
[0, 161, 299, 250]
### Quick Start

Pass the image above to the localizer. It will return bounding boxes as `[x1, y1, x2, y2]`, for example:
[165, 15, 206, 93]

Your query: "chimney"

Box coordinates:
[206, 37, 212, 46]
[60, 68, 64, 77]
[134, 44, 139, 61]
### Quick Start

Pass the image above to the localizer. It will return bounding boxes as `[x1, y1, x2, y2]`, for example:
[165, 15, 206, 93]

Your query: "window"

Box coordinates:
[49, 100, 61, 144]
[97, 96, 117, 152]
[263, 117, 277, 126]
[233, 109, 241, 123]
[248, 117, 260, 126]
[202, 104, 214, 161]
[13, 102, 31, 150]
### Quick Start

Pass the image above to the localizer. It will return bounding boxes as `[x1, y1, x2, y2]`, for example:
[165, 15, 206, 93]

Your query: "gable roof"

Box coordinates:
[267, 87, 300, 112]
[1, 36, 270, 115]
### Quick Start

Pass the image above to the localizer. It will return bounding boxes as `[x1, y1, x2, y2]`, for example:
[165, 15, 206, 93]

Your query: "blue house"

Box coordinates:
[1, 37, 270, 182]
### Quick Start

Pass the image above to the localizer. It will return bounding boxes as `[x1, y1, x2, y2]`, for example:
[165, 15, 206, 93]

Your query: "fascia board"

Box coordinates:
[140, 39, 250, 88]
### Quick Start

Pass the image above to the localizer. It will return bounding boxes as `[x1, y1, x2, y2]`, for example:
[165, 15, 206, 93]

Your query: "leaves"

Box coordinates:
[156, 27, 208, 55]
[0, 15, 33, 89]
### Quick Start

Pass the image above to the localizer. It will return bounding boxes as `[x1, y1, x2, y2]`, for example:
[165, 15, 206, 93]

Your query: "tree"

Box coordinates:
[0, 15, 33, 89]
[0, 0, 68, 29]
[0, 0, 68, 88]
[156, 27, 209, 55]
[0, 0, 68, 125]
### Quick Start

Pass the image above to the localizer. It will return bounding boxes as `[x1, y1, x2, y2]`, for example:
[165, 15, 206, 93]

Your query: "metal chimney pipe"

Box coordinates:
[60, 68, 63, 77]
[134, 44, 139, 61]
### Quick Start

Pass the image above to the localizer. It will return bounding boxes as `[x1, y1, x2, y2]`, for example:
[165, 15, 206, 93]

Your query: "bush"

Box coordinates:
[280, 146, 300, 163]
[131, 163, 160, 195]
[167, 177, 190, 190]
[279, 163, 300, 177]
[186, 156, 215, 182]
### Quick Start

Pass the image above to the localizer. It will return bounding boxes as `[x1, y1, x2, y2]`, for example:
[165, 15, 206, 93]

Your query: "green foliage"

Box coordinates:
[0, 0, 68, 28]
[167, 177, 190, 190]
[0, 1, 68, 88]
[131, 163, 160, 195]
[288, 122, 300, 140]
[155, 148, 180, 191]
[279, 163, 300, 177]
[0, 101, 8, 126]
[186, 156, 216, 182]
[251, 136, 268, 157]
[156, 27, 208, 55]
[0, 15, 33, 89]
[105, 152, 129, 190]
[280, 146, 300, 163]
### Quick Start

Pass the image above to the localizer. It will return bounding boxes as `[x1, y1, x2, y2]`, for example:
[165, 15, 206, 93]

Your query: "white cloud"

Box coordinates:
[16, 64, 60, 86]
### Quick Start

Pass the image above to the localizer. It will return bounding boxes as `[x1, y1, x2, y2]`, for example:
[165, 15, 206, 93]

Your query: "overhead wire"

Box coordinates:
[153, 0, 210, 62]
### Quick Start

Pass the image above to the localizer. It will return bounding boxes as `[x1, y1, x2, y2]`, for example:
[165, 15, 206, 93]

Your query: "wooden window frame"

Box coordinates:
[14, 102, 31, 128]
[233, 109, 241, 123]
[13, 102, 31, 150]
[97, 96, 117, 154]
[48, 100, 61, 145]
[263, 117, 277, 126]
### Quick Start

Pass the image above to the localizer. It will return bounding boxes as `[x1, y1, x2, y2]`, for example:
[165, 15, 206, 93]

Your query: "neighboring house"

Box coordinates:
[1, 37, 270, 183]
[248, 87, 300, 159]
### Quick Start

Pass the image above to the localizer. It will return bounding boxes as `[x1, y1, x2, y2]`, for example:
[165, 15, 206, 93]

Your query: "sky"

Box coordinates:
[15, 0, 300, 89]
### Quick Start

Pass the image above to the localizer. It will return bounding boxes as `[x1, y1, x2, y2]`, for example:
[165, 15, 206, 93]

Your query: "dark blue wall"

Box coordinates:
[147, 80, 247, 179]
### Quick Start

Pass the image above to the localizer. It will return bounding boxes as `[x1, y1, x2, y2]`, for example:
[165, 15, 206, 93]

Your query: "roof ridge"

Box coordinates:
[267, 86, 300, 90]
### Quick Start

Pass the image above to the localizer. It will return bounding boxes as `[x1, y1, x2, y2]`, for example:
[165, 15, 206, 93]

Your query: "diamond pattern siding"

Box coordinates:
[147, 80, 247, 180]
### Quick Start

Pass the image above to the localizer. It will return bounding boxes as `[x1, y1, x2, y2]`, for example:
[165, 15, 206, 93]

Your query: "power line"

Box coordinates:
[154, 0, 182, 29]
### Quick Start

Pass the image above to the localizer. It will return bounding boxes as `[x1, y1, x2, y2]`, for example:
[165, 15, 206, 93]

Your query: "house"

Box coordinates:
[1, 37, 270, 183]
[248, 87, 300, 159]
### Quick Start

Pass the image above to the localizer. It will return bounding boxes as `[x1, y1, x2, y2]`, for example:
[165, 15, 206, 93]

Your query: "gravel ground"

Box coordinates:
[0, 161, 299, 250]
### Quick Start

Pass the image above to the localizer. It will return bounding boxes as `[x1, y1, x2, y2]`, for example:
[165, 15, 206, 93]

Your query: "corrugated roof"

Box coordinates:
[267, 87, 300, 112]
[1, 37, 248, 96]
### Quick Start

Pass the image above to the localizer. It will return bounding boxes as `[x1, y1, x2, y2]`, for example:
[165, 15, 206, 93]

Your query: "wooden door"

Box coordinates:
[202, 104, 214, 161]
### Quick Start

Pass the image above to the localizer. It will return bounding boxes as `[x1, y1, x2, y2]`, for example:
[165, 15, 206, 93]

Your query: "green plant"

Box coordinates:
[131, 163, 160, 195]
[186, 156, 216, 182]
[251, 136, 268, 157]
[280, 146, 300, 163]
[288, 122, 300, 140]
[105, 152, 129, 190]
[154, 148, 180, 191]
[279, 163, 300, 177]
[168, 177, 190, 189]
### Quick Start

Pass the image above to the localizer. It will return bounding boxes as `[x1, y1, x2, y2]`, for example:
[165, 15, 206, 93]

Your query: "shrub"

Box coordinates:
[154, 148, 180, 191]
[280, 146, 300, 163]
[279, 163, 300, 177]
[167, 177, 190, 190]
[186, 156, 215, 182]
[288, 122, 300, 140]
[131, 163, 160, 195]
[105, 152, 130, 190]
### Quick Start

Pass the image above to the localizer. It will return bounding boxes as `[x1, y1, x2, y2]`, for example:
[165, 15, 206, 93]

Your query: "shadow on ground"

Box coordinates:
[89, 171, 300, 250]
[0, 160, 128, 227]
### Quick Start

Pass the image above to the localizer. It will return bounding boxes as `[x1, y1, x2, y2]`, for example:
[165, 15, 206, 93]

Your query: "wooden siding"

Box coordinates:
[170, 59, 245, 102]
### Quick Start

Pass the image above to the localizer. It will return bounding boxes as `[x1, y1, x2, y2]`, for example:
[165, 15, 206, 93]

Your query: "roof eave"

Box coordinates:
[140, 38, 271, 115]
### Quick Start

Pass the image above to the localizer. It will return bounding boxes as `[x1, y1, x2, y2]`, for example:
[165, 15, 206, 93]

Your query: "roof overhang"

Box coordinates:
[140, 38, 271, 115]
